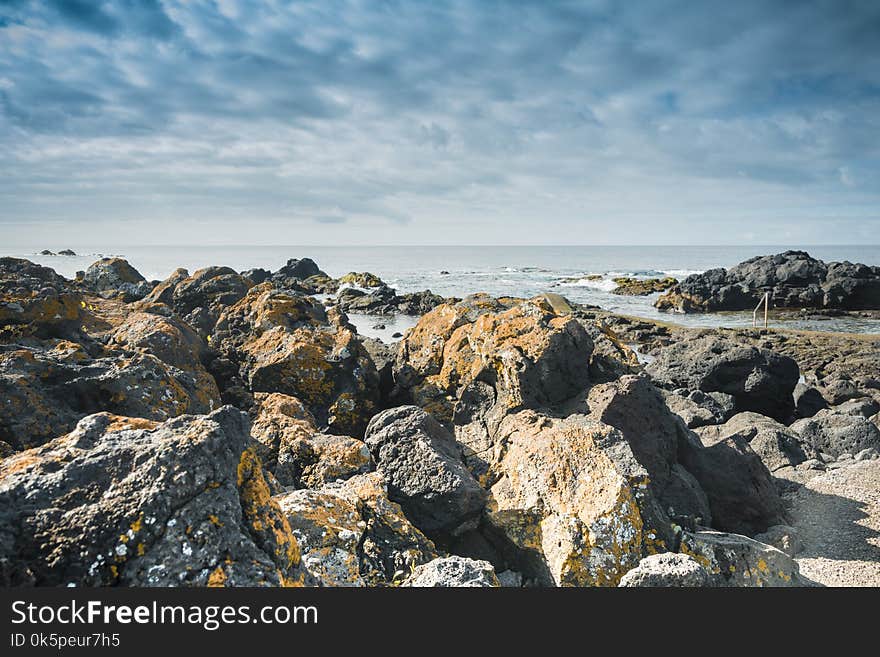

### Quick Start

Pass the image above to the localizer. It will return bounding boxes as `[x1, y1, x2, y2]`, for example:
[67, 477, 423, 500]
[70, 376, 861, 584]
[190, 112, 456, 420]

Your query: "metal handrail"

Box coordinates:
[752, 292, 769, 328]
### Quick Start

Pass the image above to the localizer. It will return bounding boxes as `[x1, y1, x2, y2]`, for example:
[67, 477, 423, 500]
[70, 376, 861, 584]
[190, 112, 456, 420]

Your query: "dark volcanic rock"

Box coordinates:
[0, 258, 83, 339]
[0, 407, 309, 586]
[646, 334, 799, 422]
[696, 412, 815, 471]
[678, 429, 786, 536]
[335, 285, 446, 316]
[794, 382, 829, 419]
[365, 406, 486, 538]
[656, 250, 880, 312]
[790, 409, 880, 457]
[171, 267, 252, 335]
[82, 258, 152, 302]
[212, 285, 380, 436]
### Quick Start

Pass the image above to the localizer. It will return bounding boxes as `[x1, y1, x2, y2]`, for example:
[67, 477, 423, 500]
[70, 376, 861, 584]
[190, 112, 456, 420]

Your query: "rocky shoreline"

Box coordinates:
[1, 254, 878, 587]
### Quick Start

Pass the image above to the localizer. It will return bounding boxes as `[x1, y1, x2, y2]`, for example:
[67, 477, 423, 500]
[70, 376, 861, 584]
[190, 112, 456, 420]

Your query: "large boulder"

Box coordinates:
[584, 376, 710, 522]
[212, 286, 380, 436]
[402, 556, 499, 587]
[617, 552, 711, 587]
[662, 389, 736, 429]
[249, 392, 371, 488]
[0, 337, 221, 451]
[793, 382, 829, 419]
[678, 429, 786, 536]
[679, 530, 806, 586]
[696, 412, 816, 471]
[171, 266, 252, 335]
[81, 258, 152, 302]
[364, 406, 486, 538]
[0, 407, 309, 586]
[655, 251, 880, 313]
[790, 409, 880, 458]
[480, 410, 673, 586]
[320, 473, 438, 584]
[646, 334, 799, 422]
[397, 296, 594, 456]
[0, 258, 83, 340]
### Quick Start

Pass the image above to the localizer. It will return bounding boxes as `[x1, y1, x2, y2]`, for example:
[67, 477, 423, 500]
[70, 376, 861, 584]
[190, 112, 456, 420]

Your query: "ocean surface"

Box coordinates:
[6, 245, 880, 336]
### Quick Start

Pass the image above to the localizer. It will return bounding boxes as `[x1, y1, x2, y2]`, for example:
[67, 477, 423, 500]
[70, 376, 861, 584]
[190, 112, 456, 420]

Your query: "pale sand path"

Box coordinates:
[779, 460, 880, 587]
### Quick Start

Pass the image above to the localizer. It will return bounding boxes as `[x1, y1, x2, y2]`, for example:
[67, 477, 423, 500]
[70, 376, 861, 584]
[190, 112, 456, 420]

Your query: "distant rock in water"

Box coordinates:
[612, 276, 678, 296]
[39, 250, 54, 256]
[58, 249, 76, 256]
[655, 250, 880, 312]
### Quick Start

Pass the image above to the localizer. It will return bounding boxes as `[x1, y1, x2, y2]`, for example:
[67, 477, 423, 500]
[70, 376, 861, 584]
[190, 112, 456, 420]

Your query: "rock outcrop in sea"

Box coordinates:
[656, 250, 880, 313]
[2, 253, 878, 587]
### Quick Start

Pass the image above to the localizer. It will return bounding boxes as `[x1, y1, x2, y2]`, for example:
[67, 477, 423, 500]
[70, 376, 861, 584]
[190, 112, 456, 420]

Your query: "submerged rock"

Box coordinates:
[612, 277, 678, 296]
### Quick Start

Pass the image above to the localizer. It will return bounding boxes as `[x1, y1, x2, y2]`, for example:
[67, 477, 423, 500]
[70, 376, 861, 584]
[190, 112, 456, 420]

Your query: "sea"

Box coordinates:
[5, 245, 880, 337]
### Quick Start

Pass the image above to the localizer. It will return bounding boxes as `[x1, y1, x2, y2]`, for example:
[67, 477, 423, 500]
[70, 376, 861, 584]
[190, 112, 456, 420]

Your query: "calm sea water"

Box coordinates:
[6, 245, 880, 335]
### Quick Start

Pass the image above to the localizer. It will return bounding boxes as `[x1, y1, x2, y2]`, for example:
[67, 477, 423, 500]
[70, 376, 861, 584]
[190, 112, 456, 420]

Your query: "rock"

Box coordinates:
[241, 268, 271, 285]
[696, 411, 815, 471]
[611, 277, 678, 296]
[662, 389, 736, 428]
[753, 525, 803, 557]
[662, 463, 713, 525]
[338, 272, 385, 288]
[797, 458, 826, 471]
[497, 570, 523, 587]
[817, 378, 863, 405]
[480, 410, 673, 586]
[171, 267, 252, 335]
[392, 332, 403, 338]
[0, 339, 221, 451]
[39, 250, 54, 256]
[58, 249, 76, 256]
[0, 407, 309, 586]
[855, 447, 879, 461]
[321, 473, 438, 584]
[655, 250, 880, 313]
[402, 556, 499, 587]
[212, 286, 380, 436]
[679, 429, 786, 536]
[794, 382, 828, 418]
[679, 530, 806, 586]
[830, 397, 880, 418]
[398, 296, 593, 427]
[275, 257, 323, 281]
[82, 258, 152, 302]
[249, 393, 371, 488]
[617, 552, 711, 587]
[791, 409, 880, 458]
[584, 376, 690, 512]
[645, 334, 799, 422]
[275, 488, 366, 586]
[364, 406, 486, 538]
[0, 258, 84, 339]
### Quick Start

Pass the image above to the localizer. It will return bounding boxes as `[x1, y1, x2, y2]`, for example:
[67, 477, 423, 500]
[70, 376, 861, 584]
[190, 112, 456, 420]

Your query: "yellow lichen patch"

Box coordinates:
[757, 558, 769, 573]
[237, 448, 301, 572]
[208, 514, 224, 527]
[137, 543, 145, 557]
[207, 566, 227, 587]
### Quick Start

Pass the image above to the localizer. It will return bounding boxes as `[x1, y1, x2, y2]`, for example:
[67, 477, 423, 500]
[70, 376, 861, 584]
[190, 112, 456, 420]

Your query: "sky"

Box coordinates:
[1, 0, 879, 247]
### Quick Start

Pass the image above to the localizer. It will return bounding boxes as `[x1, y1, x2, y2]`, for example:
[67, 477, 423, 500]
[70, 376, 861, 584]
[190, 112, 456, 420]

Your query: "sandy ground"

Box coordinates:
[778, 460, 880, 587]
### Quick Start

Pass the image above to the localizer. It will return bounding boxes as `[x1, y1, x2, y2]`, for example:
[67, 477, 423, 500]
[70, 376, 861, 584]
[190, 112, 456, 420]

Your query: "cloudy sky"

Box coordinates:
[1, 0, 879, 246]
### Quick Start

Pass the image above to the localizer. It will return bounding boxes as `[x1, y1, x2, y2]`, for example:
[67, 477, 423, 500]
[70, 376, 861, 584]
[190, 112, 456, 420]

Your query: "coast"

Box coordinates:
[1, 252, 878, 587]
